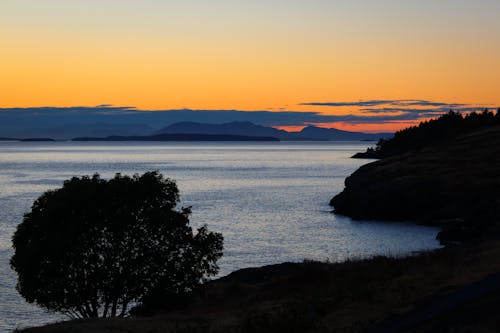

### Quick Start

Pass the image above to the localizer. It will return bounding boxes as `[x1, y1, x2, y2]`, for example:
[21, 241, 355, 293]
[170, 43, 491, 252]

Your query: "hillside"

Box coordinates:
[331, 125, 500, 243]
[18, 241, 500, 333]
[354, 109, 500, 158]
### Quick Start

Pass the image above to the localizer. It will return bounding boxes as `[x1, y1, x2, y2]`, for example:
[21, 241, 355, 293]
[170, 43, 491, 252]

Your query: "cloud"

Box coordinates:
[392, 100, 466, 107]
[0, 106, 392, 129]
[360, 106, 488, 115]
[300, 99, 466, 108]
[297, 100, 495, 125]
[359, 107, 452, 114]
[300, 100, 395, 107]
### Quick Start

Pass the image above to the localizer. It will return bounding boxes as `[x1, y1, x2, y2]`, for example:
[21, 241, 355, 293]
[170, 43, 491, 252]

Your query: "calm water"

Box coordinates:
[0, 141, 441, 331]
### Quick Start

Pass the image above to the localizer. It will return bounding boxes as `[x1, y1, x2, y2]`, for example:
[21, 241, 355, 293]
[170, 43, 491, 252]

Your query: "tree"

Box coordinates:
[10, 171, 223, 318]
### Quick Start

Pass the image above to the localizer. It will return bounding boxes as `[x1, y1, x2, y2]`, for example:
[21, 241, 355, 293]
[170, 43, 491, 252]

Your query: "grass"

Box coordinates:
[17, 240, 500, 333]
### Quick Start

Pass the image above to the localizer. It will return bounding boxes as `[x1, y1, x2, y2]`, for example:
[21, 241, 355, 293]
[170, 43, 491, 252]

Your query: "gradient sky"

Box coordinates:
[1, 0, 499, 131]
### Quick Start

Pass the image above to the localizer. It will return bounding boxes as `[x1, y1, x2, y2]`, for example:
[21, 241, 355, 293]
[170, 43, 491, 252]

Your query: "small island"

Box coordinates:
[72, 133, 280, 142]
[0, 137, 55, 142]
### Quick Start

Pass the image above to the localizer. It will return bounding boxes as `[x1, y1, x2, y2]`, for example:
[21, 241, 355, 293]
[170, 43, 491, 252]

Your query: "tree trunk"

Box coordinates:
[103, 300, 110, 318]
[119, 301, 128, 317]
[91, 299, 98, 317]
[85, 302, 94, 318]
[111, 299, 118, 317]
[78, 305, 89, 318]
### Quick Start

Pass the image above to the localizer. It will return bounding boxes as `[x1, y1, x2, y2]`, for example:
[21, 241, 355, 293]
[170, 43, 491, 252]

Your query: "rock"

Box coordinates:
[351, 147, 380, 159]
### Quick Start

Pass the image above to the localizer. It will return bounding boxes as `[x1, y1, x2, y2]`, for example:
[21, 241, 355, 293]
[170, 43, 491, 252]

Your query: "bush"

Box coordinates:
[10, 171, 223, 318]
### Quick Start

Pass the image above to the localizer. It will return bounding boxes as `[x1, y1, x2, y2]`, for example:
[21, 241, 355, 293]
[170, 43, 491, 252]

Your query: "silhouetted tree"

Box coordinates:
[10, 171, 223, 318]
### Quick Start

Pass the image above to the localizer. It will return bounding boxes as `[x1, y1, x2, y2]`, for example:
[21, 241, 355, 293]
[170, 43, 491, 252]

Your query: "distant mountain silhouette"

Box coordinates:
[0, 107, 377, 140]
[0, 123, 156, 140]
[157, 121, 292, 138]
[23, 123, 154, 139]
[157, 121, 391, 141]
[72, 133, 280, 142]
[18, 138, 55, 142]
[298, 125, 391, 141]
[0, 137, 55, 142]
[0, 107, 396, 140]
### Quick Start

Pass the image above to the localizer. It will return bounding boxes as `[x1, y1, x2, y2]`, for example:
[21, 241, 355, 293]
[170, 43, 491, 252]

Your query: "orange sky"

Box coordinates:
[1, 1, 499, 132]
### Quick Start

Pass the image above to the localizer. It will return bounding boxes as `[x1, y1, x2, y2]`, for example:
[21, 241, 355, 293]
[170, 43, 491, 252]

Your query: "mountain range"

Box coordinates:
[156, 122, 392, 141]
[0, 118, 392, 142]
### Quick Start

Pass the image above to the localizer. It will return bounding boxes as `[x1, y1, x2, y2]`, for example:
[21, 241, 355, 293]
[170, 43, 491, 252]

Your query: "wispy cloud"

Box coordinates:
[297, 100, 496, 126]
[300, 100, 395, 107]
[1, 106, 400, 129]
[300, 99, 466, 108]
[392, 100, 466, 107]
[360, 106, 489, 115]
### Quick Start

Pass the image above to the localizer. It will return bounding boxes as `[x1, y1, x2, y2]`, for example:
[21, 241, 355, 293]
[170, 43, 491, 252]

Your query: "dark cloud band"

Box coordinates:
[0, 103, 495, 138]
[300, 99, 466, 108]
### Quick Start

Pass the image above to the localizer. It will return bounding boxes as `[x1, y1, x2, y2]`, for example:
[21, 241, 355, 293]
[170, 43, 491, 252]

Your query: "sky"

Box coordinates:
[1, 0, 499, 132]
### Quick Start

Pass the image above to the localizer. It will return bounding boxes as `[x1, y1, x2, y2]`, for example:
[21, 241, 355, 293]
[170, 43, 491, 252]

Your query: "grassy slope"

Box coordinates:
[18, 241, 500, 333]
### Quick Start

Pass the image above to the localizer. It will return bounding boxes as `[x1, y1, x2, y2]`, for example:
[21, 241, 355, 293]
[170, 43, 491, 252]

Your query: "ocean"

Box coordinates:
[0, 141, 441, 331]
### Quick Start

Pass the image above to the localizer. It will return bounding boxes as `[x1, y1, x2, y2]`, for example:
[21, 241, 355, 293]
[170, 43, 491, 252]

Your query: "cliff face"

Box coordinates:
[331, 126, 500, 232]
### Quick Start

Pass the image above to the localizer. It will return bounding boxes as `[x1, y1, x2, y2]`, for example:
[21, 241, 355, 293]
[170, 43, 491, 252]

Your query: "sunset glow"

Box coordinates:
[1, 0, 499, 132]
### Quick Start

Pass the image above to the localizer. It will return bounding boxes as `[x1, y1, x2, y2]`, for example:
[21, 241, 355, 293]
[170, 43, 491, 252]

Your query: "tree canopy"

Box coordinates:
[10, 171, 223, 318]
[354, 108, 500, 159]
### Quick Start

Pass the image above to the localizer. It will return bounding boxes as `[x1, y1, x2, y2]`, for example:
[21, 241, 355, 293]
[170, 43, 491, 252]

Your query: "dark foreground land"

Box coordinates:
[18, 240, 500, 333]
